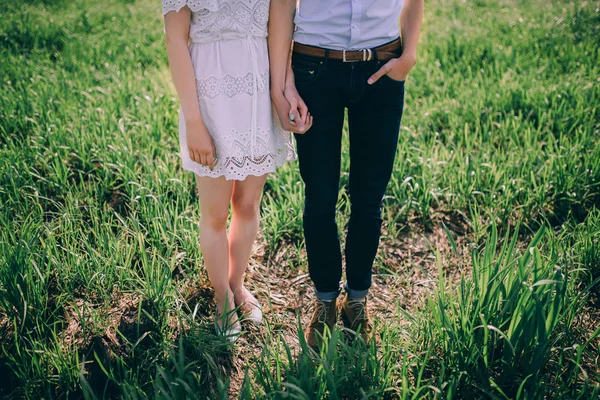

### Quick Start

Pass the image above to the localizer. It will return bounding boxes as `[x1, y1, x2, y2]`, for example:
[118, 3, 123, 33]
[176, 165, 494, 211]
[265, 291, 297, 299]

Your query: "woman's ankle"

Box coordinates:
[214, 288, 235, 311]
[230, 284, 247, 302]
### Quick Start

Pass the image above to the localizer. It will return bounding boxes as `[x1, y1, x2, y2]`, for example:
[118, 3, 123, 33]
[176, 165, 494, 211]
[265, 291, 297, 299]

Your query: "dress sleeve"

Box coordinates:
[162, 0, 219, 15]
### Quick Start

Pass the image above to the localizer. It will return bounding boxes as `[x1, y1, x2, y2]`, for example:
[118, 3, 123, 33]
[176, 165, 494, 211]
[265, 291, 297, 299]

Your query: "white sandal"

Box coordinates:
[237, 288, 263, 325]
[214, 305, 242, 343]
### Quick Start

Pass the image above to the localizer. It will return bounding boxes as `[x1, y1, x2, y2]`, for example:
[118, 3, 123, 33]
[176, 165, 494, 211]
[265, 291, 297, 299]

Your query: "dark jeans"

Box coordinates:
[292, 49, 405, 299]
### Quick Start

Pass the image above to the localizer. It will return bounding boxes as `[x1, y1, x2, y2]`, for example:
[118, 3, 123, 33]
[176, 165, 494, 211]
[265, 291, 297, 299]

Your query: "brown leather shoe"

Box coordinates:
[305, 298, 338, 349]
[340, 294, 372, 344]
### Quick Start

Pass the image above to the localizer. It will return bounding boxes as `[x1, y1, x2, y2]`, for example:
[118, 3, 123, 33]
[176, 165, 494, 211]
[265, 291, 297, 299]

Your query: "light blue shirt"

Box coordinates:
[293, 0, 404, 51]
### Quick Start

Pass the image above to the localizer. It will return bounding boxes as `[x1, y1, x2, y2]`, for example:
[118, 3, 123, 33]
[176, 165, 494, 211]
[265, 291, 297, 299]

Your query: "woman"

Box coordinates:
[162, 0, 311, 341]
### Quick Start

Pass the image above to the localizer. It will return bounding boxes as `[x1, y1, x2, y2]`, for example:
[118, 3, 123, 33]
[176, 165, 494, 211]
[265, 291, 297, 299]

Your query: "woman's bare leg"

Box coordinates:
[228, 174, 268, 304]
[195, 174, 236, 319]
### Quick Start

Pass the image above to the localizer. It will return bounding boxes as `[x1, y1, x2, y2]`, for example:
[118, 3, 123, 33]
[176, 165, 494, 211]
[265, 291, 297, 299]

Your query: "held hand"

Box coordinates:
[367, 52, 417, 85]
[186, 119, 217, 170]
[283, 70, 312, 132]
[272, 87, 313, 134]
[283, 84, 313, 134]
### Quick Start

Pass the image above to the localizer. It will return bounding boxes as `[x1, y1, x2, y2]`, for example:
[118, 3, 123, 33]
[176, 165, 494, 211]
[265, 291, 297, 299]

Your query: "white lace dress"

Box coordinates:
[162, 0, 295, 180]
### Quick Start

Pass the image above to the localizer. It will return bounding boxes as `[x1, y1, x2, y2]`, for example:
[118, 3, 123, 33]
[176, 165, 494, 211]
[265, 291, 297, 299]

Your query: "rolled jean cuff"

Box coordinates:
[315, 288, 341, 302]
[344, 283, 369, 299]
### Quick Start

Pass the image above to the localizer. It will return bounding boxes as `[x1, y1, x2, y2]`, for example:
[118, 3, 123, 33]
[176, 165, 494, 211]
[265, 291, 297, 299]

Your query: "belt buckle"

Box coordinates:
[342, 50, 358, 63]
[342, 49, 373, 62]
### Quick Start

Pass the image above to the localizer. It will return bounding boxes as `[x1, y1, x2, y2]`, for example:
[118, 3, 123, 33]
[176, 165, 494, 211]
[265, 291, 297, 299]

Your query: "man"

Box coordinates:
[269, 0, 424, 347]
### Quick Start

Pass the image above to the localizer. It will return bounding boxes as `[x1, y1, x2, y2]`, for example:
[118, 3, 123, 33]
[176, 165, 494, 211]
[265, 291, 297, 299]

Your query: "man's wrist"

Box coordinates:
[401, 47, 418, 61]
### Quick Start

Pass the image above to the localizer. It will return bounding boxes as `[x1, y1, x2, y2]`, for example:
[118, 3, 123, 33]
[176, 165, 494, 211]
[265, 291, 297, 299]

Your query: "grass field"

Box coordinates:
[1, 0, 599, 398]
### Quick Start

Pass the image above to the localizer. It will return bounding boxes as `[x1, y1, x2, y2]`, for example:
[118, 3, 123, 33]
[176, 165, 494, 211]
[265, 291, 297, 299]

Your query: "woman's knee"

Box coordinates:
[200, 209, 229, 231]
[231, 192, 260, 219]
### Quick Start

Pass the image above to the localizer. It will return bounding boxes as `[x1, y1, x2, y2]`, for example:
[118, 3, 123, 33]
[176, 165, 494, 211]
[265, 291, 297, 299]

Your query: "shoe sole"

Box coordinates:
[242, 313, 263, 324]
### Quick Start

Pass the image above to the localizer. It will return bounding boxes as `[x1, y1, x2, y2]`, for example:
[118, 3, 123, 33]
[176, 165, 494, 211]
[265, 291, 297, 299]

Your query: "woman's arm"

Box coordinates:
[268, 0, 295, 98]
[164, 8, 216, 169]
[268, 0, 311, 133]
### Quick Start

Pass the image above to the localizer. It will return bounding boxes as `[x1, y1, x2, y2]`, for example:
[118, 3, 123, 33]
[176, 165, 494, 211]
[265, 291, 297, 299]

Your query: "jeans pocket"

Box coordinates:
[381, 73, 406, 85]
[292, 56, 322, 85]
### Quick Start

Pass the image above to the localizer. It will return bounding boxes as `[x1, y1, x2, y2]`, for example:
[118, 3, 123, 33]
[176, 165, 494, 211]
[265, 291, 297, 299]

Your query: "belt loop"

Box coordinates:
[372, 47, 379, 63]
[323, 49, 330, 69]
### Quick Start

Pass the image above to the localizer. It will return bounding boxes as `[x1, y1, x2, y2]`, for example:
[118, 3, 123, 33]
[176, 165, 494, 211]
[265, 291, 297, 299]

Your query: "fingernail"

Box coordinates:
[289, 113, 295, 121]
[368, 78, 374, 85]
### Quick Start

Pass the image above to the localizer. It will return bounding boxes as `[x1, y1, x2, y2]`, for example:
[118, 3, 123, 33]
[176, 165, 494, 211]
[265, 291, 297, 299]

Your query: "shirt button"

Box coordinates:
[352, 24, 358, 28]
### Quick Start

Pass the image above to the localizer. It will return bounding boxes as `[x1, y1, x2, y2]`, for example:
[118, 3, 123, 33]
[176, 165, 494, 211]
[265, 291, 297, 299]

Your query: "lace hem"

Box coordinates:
[182, 150, 295, 181]
[195, 71, 269, 99]
[180, 123, 296, 181]
[162, 0, 218, 15]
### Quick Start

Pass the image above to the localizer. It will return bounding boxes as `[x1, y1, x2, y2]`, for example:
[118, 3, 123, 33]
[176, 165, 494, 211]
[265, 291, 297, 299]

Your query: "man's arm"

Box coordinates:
[368, 0, 424, 84]
[400, 0, 424, 62]
[268, 0, 312, 133]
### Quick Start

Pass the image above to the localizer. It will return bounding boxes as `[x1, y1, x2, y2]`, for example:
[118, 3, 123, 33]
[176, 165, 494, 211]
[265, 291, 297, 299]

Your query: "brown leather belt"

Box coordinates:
[293, 38, 402, 62]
